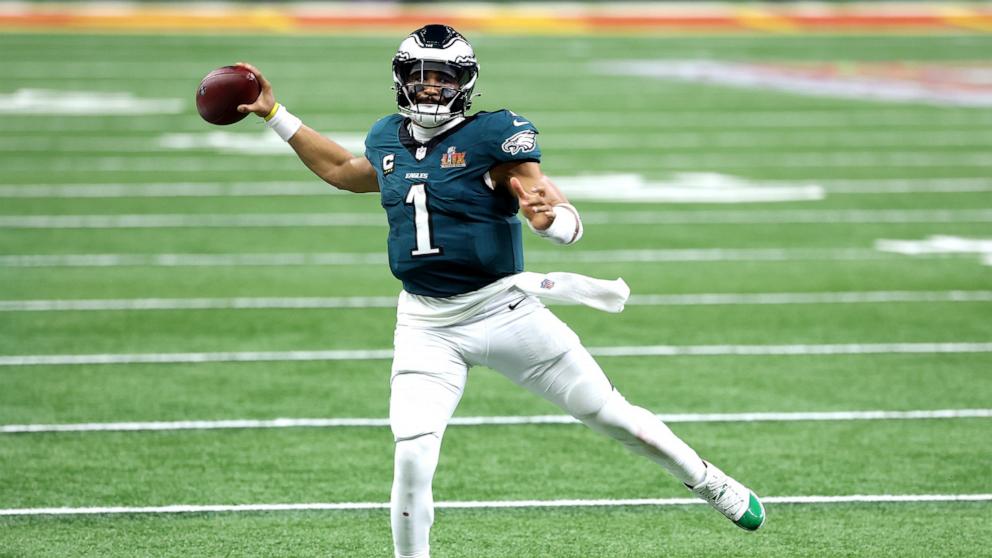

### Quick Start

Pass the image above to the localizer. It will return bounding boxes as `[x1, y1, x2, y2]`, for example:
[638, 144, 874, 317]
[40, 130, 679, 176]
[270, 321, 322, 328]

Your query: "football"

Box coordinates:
[195, 66, 261, 125]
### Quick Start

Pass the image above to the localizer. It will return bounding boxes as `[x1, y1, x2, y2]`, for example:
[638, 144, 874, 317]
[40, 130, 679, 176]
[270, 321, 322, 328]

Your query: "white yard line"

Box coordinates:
[549, 152, 992, 169]
[2, 291, 991, 312]
[1, 494, 989, 517]
[597, 59, 992, 108]
[3, 409, 990, 435]
[3, 131, 992, 153]
[0, 297, 399, 312]
[6, 152, 992, 172]
[0, 213, 386, 229]
[2, 209, 990, 229]
[820, 178, 992, 194]
[0, 252, 385, 268]
[6, 119, 988, 133]
[1, 178, 989, 199]
[2, 343, 990, 367]
[0, 181, 332, 198]
[628, 290, 992, 306]
[0, 248, 903, 268]
[4, 110, 992, 131]
[549, 131, 992, 149]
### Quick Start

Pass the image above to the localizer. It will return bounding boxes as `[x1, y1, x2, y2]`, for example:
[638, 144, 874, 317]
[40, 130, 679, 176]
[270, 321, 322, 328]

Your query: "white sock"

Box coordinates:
[580, 390, 707, 486]
[392, 434, 442, 558]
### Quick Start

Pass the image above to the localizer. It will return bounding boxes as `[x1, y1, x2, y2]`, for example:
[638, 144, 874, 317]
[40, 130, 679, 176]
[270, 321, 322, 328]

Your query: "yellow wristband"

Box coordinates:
[263, 102, 281, 122]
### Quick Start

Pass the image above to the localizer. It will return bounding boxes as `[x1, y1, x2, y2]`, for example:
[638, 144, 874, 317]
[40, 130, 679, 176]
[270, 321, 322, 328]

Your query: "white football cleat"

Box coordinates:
[689, 461, 766, 531]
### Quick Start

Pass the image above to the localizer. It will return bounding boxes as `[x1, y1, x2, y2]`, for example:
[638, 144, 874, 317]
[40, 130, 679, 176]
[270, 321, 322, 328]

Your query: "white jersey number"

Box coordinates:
[405, 183, 442, 257]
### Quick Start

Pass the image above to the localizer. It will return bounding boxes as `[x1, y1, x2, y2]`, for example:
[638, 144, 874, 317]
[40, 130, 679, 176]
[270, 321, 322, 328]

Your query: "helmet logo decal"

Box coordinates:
[412, 24, 461, 49]
[501, 130, 536, 156]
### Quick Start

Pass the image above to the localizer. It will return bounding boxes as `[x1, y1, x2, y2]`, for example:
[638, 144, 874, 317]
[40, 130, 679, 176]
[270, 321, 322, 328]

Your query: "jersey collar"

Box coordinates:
[398, 115, 475, 161]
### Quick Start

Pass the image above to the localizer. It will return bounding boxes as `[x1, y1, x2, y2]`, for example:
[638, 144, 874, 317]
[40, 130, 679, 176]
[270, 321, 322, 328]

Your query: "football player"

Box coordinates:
[235, 24, 764, 558]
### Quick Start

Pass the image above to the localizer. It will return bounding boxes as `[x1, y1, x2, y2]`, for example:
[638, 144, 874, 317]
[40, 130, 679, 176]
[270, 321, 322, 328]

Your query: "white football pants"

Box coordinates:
[389, 291, 706, 558]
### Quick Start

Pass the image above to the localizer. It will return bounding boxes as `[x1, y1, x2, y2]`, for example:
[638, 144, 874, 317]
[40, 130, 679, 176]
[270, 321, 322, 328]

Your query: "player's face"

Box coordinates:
[407, 70, 460, 104]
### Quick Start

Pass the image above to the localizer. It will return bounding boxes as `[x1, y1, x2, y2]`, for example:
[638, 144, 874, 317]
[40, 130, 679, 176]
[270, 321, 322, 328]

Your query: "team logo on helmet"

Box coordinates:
[411, 24, 463, 49]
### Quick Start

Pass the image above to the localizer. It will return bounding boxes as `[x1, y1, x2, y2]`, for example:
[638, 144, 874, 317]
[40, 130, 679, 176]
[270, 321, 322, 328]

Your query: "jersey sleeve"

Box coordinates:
[363, 116, 388, 166]
[485, 110, 541, 164]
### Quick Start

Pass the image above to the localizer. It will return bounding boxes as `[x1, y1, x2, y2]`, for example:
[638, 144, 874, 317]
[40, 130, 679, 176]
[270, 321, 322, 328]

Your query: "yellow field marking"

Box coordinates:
[734, 8, 799, 33]
[939, 7, 992, 33]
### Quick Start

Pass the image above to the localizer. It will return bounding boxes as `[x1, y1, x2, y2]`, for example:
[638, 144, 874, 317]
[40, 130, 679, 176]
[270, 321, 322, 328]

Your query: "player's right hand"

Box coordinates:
[235, 62, 276, 117]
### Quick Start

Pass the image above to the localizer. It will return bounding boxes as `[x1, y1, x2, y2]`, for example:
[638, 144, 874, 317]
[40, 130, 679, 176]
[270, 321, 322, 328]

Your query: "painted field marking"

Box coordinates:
[4, 110, 991, 131]
[876, 235, 992, 256]
[2, 343, 990, 367]
[0, 178, 992, 201]
[1, 177, 989, 199]
[548, 151, 992, 169]
[4, 130, 992, 154]
[0, 213, 386, 229]
[595, 60, 992, 107]
[0, 248, 930, 268]
[157, 131, 366, 155]
[7, 152, 992, 172]
[3, 409, 990, 435]
[2, 209, 990, 229]
[821, 178, 992, 194]
[533, 173, 826, 203]
[0, 178, 992, 199]
[0, 181, 330, 198]
[876, 235, 992, 267]
[1, 494, 989, 517]
[2, 291, 991, 312]
[547, 130, 992, 150]
[0, 297, 398, 312]
[0, 89, 183, 115]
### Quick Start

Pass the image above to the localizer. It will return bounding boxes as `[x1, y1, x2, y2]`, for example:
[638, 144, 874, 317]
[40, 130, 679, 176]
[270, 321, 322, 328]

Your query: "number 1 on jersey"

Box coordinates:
[405, 183, 442, 256]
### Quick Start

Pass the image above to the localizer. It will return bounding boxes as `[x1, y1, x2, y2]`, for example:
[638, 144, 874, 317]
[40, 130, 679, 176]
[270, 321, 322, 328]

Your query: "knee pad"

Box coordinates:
[394, 433, 442, 485]
[542, 349, 614, 417]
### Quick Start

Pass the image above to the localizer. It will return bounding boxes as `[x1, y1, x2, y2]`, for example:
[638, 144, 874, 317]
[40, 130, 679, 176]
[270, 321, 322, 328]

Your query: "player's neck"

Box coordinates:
[408, 116, 465, 143]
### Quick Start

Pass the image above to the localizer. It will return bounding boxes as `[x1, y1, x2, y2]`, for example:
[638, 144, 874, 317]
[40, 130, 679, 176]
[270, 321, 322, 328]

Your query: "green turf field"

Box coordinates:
[1, 31, 991, 557]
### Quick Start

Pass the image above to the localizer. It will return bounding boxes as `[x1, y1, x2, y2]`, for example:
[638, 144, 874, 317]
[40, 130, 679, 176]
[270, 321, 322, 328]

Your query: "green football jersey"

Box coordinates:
[364, 110, 542, 297]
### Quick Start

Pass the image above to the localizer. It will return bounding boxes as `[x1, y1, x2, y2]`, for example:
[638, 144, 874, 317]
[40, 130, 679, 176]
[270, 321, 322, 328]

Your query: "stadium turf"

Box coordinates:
[1, 31, 990, 557]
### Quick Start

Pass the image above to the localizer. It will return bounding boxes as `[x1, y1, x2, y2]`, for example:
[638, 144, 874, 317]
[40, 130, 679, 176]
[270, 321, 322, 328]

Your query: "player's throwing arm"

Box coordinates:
[234, 62, 379, 194]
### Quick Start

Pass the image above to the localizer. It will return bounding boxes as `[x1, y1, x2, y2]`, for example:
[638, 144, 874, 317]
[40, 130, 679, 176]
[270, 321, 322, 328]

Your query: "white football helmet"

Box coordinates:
[392, 24, 479, 128]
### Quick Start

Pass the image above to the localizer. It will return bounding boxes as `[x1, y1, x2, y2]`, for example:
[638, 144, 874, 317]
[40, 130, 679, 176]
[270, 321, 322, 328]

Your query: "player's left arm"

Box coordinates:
[491, 161, 583, 245]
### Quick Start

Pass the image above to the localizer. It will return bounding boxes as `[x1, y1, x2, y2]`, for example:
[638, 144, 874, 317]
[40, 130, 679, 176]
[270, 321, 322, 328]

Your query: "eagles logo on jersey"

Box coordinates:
[365, 109, 541, 297]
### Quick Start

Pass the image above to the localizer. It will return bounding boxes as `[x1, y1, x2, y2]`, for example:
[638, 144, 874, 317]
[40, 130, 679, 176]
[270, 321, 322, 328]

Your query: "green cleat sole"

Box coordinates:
[735, 493, 766, 531]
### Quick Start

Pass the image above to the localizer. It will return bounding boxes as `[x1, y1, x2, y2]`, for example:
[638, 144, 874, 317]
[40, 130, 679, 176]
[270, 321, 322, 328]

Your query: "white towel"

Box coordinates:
[513, 272, 630, 313]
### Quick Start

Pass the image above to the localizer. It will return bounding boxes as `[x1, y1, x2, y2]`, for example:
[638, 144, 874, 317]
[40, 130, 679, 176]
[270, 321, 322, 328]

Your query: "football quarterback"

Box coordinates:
[234, 23, 765, 558]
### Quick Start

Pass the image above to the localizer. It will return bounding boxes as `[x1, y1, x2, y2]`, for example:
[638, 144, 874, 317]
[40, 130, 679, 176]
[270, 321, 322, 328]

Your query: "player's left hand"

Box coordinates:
[509, 176, 556, 231]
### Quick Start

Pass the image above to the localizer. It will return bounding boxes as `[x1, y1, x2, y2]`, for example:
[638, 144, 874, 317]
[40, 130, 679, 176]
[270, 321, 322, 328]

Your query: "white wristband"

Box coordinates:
[530, 203, 583, 245]
[264, 103, 302, 142]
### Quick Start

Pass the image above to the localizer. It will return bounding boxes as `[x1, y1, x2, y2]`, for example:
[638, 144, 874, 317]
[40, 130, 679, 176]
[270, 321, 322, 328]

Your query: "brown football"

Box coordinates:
[195, 66, 261, 125]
